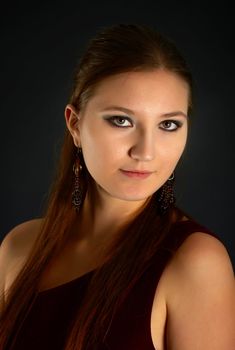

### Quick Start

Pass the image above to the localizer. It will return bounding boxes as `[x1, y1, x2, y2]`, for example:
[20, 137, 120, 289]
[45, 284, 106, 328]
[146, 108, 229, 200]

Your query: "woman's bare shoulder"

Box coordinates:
[1, 218, 45, 255]
[0, 218, 45, 309]
[0, 219, 45, 281]
[165, 231, 234, 291]
[162, 231, 235, 348]
[158, 231, 234, 315]
[171, 231, 232, 270]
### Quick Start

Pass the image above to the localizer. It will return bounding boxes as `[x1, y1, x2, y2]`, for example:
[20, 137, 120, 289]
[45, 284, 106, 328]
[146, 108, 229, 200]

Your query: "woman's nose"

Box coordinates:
[129, 130, 155, 161]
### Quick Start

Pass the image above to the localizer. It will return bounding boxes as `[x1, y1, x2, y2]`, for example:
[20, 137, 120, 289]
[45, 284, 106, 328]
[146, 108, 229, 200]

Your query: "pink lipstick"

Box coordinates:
[120, 169, 152, 179]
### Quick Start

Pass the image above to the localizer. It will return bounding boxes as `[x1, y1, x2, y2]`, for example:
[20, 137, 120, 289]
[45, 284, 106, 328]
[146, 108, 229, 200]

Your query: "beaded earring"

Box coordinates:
[157, 172, 176, 215]
[72, 147, 83, 212]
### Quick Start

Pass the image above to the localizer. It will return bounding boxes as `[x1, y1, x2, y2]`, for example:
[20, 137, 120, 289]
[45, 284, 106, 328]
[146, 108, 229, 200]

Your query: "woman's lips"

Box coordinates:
[120, 169, 152, 179]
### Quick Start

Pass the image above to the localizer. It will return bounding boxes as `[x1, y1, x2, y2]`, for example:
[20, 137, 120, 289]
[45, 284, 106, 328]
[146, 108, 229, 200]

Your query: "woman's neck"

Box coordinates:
[76, 185, 151, 243]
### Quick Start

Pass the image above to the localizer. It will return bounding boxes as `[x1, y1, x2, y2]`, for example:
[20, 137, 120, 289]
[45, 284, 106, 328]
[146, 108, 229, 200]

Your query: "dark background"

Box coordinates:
[1, 2, 234, 268]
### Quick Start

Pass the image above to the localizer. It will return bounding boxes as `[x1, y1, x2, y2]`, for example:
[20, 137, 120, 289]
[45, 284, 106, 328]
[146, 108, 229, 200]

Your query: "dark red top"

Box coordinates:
[9, 218, 223, 349]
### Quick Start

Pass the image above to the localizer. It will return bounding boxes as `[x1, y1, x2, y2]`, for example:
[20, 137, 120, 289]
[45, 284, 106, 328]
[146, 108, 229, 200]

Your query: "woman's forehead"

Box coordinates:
[85, 70, 189, 113]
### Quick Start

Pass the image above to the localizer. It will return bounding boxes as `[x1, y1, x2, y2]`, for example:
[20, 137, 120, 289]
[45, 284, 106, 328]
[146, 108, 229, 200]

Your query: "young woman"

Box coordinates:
[0, 24, 234, 350]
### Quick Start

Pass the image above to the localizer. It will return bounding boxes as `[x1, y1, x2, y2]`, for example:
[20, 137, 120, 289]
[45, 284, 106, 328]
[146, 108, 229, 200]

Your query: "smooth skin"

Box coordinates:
[65, 69, 189, 243]
[1, 69, 234, 349]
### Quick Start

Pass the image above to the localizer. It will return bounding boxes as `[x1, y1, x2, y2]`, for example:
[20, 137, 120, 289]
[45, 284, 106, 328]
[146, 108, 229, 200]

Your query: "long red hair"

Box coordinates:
[0, 23, 193, 349]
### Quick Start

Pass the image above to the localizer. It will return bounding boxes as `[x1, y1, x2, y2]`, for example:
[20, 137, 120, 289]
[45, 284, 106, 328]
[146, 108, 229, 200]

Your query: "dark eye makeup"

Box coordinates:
[103, 115, 183, 132]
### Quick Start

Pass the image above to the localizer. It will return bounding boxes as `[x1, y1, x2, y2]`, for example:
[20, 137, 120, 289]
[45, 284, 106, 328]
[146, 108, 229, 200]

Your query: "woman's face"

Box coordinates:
[65, 69, 189, 202]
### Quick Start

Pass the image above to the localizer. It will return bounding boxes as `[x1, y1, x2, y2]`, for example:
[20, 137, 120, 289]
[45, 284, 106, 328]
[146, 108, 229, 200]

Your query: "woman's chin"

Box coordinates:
[107, 189, 153, 202]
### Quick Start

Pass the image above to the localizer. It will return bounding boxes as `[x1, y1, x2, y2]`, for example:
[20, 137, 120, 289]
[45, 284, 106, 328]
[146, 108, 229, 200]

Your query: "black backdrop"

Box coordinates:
[1, 2, 234, 268]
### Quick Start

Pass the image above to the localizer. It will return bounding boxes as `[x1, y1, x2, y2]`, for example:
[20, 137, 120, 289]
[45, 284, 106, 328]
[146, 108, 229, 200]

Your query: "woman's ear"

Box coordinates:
[64, 104, 81, 147]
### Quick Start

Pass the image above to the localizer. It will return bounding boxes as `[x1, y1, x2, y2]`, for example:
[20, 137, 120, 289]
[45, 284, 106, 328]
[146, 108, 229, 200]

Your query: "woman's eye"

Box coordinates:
[160, 120, 182, 132]
[105, 116, 132, 127]
[104, 116, 183, 132]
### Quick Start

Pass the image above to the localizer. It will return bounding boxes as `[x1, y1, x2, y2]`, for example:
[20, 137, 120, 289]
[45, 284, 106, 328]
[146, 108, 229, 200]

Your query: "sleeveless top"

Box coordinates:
[9, 218, 223, 350]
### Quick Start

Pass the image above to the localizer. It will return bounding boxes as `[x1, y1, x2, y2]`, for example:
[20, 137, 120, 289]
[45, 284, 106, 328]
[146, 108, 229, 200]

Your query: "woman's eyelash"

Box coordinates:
[105, 116, 132, 127]
[104, 115, 183, 132]
[160, 120, 183, 132]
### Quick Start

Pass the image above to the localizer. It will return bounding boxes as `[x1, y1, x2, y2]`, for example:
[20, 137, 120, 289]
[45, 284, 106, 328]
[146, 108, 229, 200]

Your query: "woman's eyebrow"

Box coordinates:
[101, 106, 188, 119]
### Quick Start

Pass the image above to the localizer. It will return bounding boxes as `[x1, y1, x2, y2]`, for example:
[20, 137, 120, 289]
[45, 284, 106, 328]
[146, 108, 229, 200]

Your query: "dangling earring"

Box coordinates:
[72, 147, 83, 212]
[157, 171, 175, 215]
